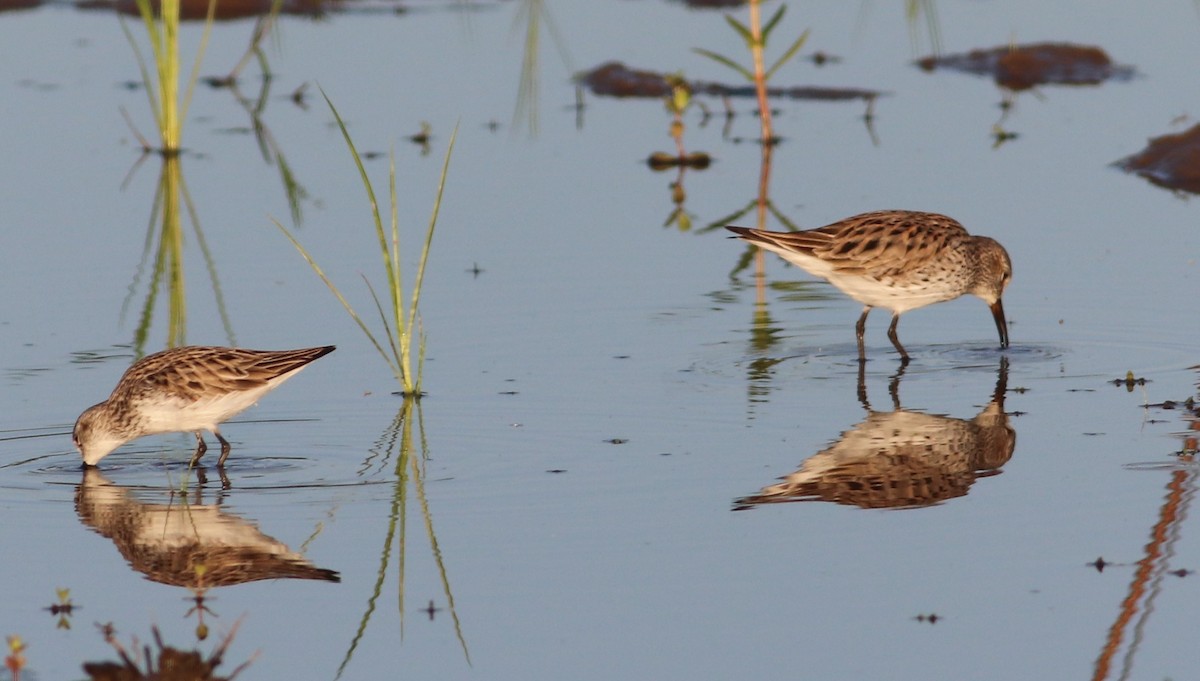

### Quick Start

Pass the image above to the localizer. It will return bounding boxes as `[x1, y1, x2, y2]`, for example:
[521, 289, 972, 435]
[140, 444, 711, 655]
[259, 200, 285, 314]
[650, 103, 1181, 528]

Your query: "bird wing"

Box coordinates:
[112, 347, 333, 403]
[733, 211, 969, 278]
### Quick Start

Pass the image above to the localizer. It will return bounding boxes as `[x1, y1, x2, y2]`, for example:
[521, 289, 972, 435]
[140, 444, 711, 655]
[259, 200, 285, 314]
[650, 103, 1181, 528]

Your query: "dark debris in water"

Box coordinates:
[1114, 123, 1200, 194]
[671, 0, 747, 8]
[647, 151, 712, 170]
[1146, 396, 1197, 412]
[578, 61, 883, 102]
[76, 0, 334, 20]
[916, 43, 1135, 91]
[0, 0, 39, 11]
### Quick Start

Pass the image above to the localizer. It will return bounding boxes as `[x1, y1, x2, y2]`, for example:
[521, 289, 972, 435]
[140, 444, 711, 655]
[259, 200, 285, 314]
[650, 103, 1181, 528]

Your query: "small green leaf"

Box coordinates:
[693, 48, 755, 82]
[766, 28, 811, 80]
[762, 4, 786, 43]
[723, 14, 754, 46]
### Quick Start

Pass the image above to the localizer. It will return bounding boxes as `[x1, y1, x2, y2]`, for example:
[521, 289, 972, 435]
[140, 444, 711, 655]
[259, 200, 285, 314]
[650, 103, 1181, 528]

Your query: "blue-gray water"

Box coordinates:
[2, 1, 1200, 679]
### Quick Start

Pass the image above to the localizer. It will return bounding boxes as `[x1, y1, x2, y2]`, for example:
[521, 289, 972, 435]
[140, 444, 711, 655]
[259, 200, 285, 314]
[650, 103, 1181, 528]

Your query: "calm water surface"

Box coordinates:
[2, 1, 1200, 679]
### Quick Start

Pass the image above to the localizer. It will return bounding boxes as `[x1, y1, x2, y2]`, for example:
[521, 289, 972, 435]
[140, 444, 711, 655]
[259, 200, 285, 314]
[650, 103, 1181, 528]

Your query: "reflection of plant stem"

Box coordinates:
[411, 402, 470, 662]
[512, 0, 572, 136]
[336, 399, 468, 679]
[124, 157, 235, 356]
[188, 185, 236, 346]
[221, 1, 281, 85]
[131, 158, 187, 351]
[226, 74, 309, 226]
[1093, 467, 1196, 679]
[513, 0, 543, 135]
[906, 0, 942, 57]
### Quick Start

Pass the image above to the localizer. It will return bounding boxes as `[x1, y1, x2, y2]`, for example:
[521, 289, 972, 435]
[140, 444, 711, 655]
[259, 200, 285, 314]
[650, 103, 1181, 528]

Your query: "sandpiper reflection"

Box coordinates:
[735, 359, 1015, 510]
[75, 469, 339, 586]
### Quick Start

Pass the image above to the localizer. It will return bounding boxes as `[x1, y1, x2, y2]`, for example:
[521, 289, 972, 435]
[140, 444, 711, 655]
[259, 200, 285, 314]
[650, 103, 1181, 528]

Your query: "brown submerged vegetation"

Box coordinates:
[76, 0, 337, 20]
[916, 42, 1135, 91]
[579, 60, 882, 102]
[83, 624, 251, 681]
[1114, 123, 1200, 195]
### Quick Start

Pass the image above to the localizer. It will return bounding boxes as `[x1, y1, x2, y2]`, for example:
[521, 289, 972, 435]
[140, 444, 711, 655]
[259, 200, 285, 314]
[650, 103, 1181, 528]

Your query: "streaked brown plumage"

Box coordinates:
[727, 210, 1011, 362]
[73, 345, 335, 467]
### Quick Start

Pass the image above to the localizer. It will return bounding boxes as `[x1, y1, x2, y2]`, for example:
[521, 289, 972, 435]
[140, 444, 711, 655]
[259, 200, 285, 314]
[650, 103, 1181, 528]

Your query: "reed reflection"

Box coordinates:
[735, 358, 1015, 510]
[214, 67, 310, 227]
[121, 155, 234, 355]
[336, 398, 470, 678]
[1093, 372, 1200, 679]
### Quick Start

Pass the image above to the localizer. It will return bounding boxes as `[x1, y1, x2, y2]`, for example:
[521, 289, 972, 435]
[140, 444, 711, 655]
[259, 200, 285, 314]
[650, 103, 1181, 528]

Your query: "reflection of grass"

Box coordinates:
[336, 400, 469, 678]
[123, 0, 216, 152]
[512, 0, 572, 135]
[226, 74, 310, 226]
[906, 0, 942, 56]
[275, 91, 456, 397]
[121, 156, 234, 355]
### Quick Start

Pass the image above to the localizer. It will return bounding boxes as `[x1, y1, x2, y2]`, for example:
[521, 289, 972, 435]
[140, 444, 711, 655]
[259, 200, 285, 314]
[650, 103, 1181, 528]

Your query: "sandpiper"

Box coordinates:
[727, 210, 1011, 362]
[73, 345, 335, 467]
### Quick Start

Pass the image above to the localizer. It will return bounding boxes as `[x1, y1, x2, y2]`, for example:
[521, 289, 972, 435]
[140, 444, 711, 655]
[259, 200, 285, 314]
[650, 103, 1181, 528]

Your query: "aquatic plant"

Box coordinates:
[693, 0, 809, 145]
[122, 0, 216, 152]
[5, 636, 26, 681]
[275, 91, 456, 397]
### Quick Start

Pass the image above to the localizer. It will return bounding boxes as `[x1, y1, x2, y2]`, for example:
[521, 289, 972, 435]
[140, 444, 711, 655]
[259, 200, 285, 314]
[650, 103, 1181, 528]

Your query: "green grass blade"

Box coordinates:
[119, 16, 163, 136]
[765, 28, 811, 80]
[405, 122, 457, 346]
[723, 13, 753, 46]
[131, 0, 163, 68]
[273, 218, 401, 382]
[761, 3, 786, 42]
[415, 319, 426, 396]
[318, 87, 401, 326]
[361, 273, 405, 387]
[389, 145, 405, 379]
[692, 48, 754, 82]
[179, 0, 217, 126]
[159, 0, 179, 150]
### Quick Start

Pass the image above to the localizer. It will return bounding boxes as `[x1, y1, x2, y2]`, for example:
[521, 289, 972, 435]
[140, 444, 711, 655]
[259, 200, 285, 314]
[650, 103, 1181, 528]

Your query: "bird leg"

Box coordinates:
[887, 313, 910, 364]
[855, 307, 871, 363]
[190, 432, 208, 467]
[215, 431, 233, 467]
[856, 360, 871, 410]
